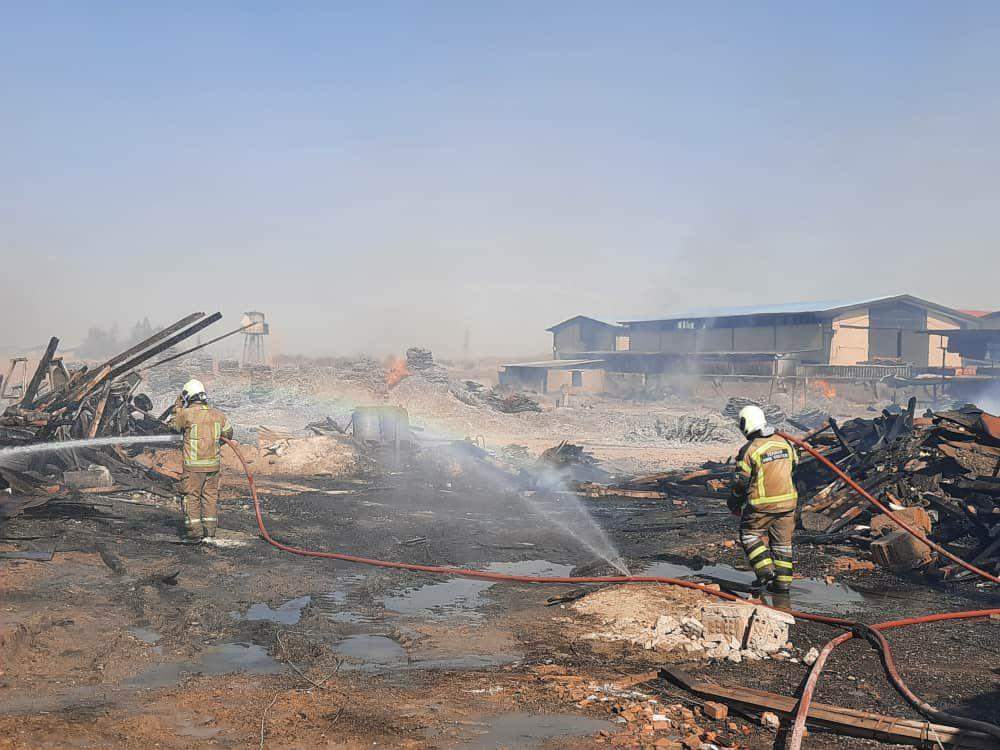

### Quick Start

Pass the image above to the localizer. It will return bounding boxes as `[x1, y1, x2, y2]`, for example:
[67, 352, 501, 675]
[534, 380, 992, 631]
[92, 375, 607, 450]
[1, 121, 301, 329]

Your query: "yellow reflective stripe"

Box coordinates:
[201, 517, 217, 521]
[773, 560, 793, 569]
[775, 575, 793, 582]
[737, 459, 751, 474]
[188, 424, 199, 462]
[750, 491, 798, 506]
[214, 421, 221, 441]
[752, 557, 774, 570]
[747, 546, 769, 562]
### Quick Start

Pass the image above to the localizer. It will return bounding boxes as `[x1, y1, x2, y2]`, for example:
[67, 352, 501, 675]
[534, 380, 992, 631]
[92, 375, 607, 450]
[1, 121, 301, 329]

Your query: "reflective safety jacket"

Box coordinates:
[171, 403, 234, 472]
[732, 432, 798, 511]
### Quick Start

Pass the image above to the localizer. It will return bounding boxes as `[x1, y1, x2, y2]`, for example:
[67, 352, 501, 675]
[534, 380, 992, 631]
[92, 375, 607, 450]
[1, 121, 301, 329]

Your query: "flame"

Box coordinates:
[812, 379, 837, 399]
[385, 357, 411, 389]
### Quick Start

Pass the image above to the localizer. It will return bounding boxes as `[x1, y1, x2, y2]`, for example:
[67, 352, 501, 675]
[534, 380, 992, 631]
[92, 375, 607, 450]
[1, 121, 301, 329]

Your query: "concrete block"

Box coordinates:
[654, 615, 679, 636]
[697, 602, 755, 643]
[62, 465, 113, 490]
[870, 507, 932, 537]
[743, 607, 794, 654]
[870, 529, 933, 571]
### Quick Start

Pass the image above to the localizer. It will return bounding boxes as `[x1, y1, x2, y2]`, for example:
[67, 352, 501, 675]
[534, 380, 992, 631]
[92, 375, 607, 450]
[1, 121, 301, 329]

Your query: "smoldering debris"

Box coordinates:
[624, 415, 736, 444]
[721, 397, 785, 425]
[451, 380, 543, 414]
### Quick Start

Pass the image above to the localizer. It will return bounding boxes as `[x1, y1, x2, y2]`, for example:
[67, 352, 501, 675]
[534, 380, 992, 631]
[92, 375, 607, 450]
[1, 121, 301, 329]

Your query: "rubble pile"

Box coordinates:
[0, 312, 224, 515]
[569, 585, 794, 663]
[798, 401, 1000, 578]
[532, 665, 753, 749]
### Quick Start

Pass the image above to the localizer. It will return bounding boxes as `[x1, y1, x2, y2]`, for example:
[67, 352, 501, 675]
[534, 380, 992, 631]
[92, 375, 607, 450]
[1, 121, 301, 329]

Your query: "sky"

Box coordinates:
[2, 1, 999, 359]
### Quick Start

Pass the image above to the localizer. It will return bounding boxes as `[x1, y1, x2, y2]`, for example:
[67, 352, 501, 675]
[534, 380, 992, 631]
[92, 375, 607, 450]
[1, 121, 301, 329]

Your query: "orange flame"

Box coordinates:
[385, 357, 411, 389]
[812, 379, 837, 399]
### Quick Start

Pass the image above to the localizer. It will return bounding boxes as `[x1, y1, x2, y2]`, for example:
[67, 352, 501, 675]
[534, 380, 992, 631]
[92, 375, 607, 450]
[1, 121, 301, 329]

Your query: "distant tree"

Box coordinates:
[77, 324, 120, 360]
[127, 317, 155, 347]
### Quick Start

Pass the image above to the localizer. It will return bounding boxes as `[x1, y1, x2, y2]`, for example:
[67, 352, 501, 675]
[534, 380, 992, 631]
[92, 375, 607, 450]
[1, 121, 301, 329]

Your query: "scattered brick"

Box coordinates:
[703, 701, 728, 720]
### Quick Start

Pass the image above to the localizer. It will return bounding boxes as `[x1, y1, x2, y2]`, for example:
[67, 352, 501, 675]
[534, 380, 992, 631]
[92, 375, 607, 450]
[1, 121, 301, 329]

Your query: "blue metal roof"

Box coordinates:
[619, 295, 922, 324]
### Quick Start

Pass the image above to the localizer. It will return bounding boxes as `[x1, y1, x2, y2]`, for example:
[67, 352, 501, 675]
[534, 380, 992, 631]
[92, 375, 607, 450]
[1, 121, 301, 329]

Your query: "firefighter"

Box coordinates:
[169, 379, 233, 544]
[728, 405, 798, 592]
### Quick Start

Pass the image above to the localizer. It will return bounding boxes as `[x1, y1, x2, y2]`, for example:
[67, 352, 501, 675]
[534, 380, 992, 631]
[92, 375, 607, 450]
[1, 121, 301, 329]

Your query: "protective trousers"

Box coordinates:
[180, 469, 220, 538]
[739, 508, 795, 586]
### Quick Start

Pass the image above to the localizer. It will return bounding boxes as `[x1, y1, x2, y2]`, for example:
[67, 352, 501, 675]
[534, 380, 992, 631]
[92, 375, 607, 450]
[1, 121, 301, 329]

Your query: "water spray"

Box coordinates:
[0, 434, 181, 462]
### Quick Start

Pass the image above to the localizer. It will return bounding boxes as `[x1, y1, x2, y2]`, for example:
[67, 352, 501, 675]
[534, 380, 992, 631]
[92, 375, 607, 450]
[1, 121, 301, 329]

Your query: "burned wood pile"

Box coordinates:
[799, 400, 1000, 579]
[587, 398, 1000, 579]
[450, 380, 543, 413]
[625, 415, 734, 443]
[721, 397, 785, 425]
[0, 312, 225, 519]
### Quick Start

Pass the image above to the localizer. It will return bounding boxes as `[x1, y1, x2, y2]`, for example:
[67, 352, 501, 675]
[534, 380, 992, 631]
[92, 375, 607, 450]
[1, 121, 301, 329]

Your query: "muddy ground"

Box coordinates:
[1, 441, 998, 749]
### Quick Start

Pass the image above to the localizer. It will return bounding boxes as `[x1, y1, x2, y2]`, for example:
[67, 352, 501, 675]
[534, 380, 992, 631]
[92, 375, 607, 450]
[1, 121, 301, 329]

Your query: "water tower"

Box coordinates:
[241, 311, 269, 367]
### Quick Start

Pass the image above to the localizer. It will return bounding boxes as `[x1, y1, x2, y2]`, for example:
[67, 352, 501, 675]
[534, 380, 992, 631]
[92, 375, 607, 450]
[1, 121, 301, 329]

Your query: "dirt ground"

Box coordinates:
[1, 372, 997, 749]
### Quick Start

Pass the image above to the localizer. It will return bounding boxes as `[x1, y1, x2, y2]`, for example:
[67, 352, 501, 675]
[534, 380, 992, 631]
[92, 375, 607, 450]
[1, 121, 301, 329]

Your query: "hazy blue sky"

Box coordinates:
[3, 2, 998, 358]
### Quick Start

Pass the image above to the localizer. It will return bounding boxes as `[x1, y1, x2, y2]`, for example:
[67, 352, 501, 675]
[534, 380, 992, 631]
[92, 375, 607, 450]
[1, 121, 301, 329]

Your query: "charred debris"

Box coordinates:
[0, 312, 226, 519]
[584, 398, 1000, 582]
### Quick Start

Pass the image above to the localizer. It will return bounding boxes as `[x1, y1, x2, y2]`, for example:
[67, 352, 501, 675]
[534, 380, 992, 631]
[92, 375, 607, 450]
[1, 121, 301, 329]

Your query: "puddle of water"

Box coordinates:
[640, 560, 874, 613]
[242, 595, 312, 625]
[127, 643, 283, 689]
[455, 713, 612, 749]
[382, 560, 574, 618]
[128, 626, 162, 644]
[333, 635, 408, 667]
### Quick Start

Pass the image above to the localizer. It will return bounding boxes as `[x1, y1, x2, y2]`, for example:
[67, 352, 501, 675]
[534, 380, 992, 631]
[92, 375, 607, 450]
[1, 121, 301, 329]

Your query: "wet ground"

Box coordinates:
[0, 452, 998, 749]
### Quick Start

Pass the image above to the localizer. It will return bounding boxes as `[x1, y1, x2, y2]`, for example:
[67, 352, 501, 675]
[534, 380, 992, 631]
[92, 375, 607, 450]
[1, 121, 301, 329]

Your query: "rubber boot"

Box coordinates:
[768, 578, 791, 594]
[752, 568, 776, 590]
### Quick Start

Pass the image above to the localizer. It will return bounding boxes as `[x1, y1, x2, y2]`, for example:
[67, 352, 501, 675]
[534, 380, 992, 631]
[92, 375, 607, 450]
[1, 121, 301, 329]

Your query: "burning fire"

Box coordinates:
[385, 357, 411, 389]
[812, 379, 837, 399]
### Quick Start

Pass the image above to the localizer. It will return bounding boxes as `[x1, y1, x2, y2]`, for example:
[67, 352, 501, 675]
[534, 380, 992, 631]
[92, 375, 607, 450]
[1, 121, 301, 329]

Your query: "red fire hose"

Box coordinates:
[221, 436, 1000, 745]
[221, 438, 849, 628]
[787, 610, 1000, 749]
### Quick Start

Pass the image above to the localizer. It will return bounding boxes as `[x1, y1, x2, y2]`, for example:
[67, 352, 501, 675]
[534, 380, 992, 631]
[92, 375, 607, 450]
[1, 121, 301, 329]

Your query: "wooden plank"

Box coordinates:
[660, 668, 993, 749]
[20, 337, 59, 406]
[824, 502, 866, 534]
[87, 382, 112, 439]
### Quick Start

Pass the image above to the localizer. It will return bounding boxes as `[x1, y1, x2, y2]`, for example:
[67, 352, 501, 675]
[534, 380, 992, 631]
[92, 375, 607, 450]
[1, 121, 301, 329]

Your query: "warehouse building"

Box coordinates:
[502, 295, 996, 393]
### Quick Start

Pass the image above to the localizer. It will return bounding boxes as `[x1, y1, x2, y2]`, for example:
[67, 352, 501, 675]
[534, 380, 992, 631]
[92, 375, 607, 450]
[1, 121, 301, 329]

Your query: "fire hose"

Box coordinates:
[221, 436, 1000, 744]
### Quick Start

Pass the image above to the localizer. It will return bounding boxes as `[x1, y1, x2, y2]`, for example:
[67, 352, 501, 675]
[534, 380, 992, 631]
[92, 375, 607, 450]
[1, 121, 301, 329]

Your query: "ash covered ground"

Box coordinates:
[1, 360, 998, 750]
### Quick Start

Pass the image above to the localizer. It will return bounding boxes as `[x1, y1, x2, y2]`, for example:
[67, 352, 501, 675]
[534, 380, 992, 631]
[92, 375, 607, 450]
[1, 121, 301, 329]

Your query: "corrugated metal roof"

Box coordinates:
[619, 295, 975, 324]
[545, 315, 619, 332]
[620, 297, 886, 323]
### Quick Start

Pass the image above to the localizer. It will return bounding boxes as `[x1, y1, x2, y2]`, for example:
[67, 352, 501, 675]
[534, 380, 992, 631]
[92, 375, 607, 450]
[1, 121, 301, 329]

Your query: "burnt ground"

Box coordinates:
[0, 451, 998, 749]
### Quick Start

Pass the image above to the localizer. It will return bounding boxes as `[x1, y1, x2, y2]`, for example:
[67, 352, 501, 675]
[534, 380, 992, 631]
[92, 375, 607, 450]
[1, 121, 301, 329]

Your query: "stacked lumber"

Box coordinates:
[405, 347, 449, 384]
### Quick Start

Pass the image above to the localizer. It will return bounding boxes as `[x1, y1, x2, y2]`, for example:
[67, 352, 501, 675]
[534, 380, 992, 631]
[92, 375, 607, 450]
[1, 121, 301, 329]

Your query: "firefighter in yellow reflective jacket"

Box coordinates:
[728, 405, 798, 593]
[169, 379, 233, 543]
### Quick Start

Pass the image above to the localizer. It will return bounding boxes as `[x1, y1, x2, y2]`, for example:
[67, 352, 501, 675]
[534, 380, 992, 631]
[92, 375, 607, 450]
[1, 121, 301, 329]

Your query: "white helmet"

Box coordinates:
[181, 379, 206, 403]
[738, 405, 767, 437]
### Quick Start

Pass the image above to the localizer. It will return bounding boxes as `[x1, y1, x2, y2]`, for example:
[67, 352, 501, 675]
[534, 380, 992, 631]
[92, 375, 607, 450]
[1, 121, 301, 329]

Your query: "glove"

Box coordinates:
[727, 495, 743, 516]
